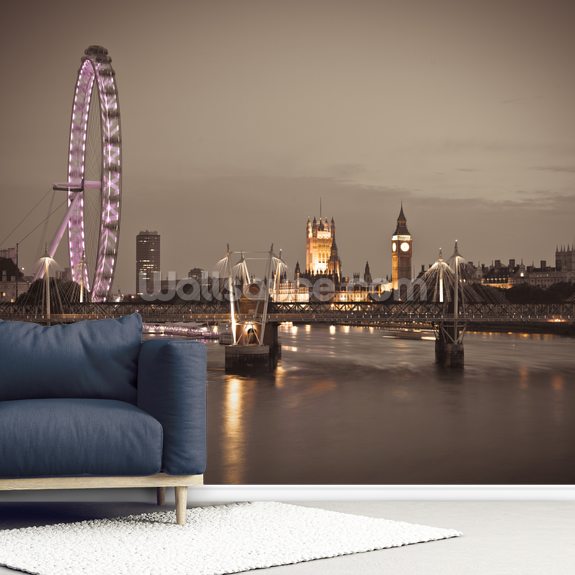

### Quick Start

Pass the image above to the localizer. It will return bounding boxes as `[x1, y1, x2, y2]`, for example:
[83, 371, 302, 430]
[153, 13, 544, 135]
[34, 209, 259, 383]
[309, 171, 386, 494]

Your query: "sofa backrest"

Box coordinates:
[0, 314, 142, 403]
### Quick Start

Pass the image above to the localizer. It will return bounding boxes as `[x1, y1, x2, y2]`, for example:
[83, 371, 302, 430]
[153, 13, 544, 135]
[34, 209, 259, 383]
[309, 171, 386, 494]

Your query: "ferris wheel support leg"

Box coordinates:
[34, 192, 83, 281]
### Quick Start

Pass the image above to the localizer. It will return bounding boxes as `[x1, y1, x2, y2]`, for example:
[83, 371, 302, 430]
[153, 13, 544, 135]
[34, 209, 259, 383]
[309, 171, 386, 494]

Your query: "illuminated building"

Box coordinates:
[136, 230, 160, 293]
[391, 204, 413, 292]
[304, 216, 342, 282]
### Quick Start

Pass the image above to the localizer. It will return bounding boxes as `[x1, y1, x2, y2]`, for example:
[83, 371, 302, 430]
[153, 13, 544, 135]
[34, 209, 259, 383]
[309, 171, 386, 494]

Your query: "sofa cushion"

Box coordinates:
[138, 339, 207, 475]
[0, 398, 163, 478]
[0, 314, 141, 403]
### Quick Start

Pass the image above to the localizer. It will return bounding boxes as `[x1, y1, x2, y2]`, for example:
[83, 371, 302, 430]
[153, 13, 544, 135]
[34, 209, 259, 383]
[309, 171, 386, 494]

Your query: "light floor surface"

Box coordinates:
[0, 500, 573, 574]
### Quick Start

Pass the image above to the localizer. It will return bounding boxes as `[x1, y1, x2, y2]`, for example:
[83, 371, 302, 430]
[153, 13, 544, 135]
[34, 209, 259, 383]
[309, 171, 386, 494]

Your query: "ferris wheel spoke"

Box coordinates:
[34, 193, 83, 281]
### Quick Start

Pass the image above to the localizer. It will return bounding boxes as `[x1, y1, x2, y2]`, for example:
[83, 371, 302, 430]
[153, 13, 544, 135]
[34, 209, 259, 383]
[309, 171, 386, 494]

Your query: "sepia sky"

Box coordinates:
[0, 0, 574, 292]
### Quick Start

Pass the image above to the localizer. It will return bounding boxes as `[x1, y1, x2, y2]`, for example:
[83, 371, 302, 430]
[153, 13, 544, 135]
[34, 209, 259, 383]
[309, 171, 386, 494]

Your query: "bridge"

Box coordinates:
[1, 301, 573, 329]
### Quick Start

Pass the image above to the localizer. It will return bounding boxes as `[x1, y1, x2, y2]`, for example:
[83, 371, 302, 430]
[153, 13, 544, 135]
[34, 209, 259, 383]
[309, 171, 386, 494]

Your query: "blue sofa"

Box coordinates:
[0, 313, 206, 525]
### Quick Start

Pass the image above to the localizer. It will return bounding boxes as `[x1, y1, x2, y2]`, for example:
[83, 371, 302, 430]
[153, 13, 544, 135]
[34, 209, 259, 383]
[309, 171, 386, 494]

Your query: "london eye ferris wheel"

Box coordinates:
[41, 45, 122, 302]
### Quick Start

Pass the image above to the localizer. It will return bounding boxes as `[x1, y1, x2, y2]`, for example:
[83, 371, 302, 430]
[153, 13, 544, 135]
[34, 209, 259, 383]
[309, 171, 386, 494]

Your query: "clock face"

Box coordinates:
[392, 242, 397, 252]
[400, 241, 410, 253]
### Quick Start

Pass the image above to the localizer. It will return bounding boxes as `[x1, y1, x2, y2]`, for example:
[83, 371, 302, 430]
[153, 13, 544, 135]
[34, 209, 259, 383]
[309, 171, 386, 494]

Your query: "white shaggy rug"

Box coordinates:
[0, 502, 461, 575]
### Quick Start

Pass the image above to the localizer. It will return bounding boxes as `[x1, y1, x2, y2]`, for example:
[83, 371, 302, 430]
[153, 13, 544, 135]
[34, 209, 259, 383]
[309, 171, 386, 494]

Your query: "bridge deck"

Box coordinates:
[0, 302, 573, 326]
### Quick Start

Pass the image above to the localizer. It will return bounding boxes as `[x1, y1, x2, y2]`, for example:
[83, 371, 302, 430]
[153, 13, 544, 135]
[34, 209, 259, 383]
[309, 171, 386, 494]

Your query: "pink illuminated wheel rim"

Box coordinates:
[66, 45, 121, 302]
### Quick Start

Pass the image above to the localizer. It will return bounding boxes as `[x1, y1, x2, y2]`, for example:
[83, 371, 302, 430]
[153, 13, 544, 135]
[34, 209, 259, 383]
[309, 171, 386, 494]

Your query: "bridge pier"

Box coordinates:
[435, 321, 464, 368]
[225, 321, 281, 373]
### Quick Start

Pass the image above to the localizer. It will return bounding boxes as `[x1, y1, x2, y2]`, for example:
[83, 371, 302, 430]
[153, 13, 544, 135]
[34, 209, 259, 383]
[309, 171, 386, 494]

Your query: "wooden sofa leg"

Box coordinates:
[175, 486, 188, 526]
[156, 487, 166, 506]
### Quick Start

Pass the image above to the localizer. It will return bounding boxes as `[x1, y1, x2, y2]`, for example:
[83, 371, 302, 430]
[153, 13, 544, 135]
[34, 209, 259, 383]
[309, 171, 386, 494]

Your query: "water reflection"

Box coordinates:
[207, 326, 575, 484]
[551, 373, 566, 425]
[222, 376, 247, 484]
[552, 373, 565, 393]
[518, 366, 529, 390]
[275, 363, 286, 388]
[282, 345, 298, 353]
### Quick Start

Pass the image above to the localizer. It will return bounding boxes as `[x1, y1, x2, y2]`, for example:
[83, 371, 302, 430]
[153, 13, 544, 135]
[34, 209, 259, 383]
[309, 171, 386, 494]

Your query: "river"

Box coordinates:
[204, 325, 575, 484]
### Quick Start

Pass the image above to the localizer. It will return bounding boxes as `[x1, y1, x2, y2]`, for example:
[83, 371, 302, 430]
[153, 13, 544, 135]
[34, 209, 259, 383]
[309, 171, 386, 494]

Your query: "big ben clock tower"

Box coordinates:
[391, 204, 412, 292]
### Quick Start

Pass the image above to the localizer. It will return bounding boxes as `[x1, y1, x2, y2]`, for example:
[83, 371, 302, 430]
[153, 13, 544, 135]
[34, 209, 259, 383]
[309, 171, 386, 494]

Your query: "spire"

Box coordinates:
[453, 240, 460, 257]
[393, 203, 410, 235]
[364, 261, 372, 284]
[329, 235, 339, 264]
[328, 237, 341, 281]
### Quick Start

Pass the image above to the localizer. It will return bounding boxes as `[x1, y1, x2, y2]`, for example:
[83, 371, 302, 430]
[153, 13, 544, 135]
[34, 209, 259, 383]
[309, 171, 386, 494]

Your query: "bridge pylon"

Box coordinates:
[217, 245, 285, 373]
[432, 242, 466, 368]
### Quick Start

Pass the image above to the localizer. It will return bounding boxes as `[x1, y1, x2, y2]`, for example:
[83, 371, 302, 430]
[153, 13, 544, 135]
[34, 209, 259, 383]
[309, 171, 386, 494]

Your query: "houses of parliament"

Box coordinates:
[287, 205, 412, 300]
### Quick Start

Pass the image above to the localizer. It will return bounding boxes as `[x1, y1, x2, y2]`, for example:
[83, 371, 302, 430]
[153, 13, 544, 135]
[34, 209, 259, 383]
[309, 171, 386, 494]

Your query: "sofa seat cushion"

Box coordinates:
[0, 399, 163, 478]
[0, 314, 142, 403]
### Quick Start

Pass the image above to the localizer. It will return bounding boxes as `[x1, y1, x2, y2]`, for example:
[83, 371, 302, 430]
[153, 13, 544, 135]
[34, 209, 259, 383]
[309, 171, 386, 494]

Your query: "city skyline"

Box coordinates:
[131, 205, 572, 292]
[0, 0, 574, 293]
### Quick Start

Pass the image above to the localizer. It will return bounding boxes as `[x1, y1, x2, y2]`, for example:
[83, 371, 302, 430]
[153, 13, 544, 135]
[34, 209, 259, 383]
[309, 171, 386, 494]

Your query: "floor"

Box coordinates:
[0, 499, 574, 574]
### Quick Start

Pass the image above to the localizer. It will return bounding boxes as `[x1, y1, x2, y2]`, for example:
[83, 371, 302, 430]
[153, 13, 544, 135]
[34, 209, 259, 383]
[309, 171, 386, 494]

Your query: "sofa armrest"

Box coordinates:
[137, 340, 207, 475]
